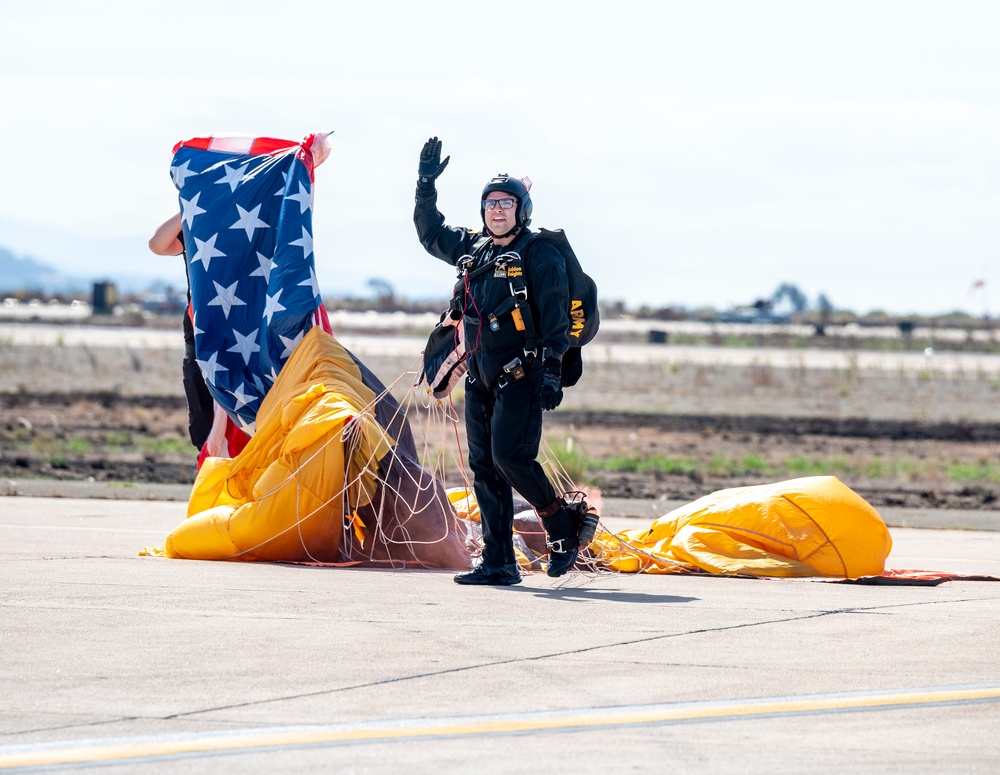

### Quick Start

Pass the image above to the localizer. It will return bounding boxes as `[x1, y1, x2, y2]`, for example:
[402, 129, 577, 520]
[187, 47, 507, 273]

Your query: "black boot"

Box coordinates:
[454, 564, 522, 586]
[541, 507, 581, 578]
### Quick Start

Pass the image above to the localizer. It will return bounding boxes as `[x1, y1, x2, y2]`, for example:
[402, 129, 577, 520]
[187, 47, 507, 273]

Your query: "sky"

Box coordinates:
[1, 0, 998, 315]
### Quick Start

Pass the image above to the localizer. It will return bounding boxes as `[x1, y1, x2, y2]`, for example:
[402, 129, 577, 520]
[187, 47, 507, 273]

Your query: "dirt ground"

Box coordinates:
[3, 330, 1000, 511]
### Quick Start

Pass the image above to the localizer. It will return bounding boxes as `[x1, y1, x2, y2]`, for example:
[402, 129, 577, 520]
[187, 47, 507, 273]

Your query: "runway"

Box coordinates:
[1, 496, 997, 773]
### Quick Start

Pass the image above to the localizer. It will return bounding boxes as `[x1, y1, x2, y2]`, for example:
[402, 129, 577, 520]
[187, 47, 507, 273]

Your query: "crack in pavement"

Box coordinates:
[162, 599, 973, 720]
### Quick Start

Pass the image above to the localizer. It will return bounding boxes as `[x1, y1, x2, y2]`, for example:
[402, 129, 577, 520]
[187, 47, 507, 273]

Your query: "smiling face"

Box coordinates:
[483, 191, 518, 237]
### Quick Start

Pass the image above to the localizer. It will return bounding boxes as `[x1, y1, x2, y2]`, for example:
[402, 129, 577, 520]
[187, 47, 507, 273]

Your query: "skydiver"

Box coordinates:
[413, 137, 594, 585]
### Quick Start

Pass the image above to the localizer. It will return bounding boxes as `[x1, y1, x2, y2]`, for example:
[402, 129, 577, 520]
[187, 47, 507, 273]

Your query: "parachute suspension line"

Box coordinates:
[222, 349, 680, 574]
[217, 400, 379, 561]
[210, 367, 672, 576]
[535, 438, 699, 575]
[271, 354, 474, 570]
[540, 438, 695, 574]
[534, 436, 611, 576]
[460, 268, 484, 359]
[376, 369, 458, 532]
[447, 392, 473, 495]
[206, 401, 414, 565]
[587, 529, 699, 575]
[538, 437, 575, 494]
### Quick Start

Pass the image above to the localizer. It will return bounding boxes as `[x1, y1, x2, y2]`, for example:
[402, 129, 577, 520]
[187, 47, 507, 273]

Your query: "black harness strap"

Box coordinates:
[488, 251, 539, 357]
[447, 239, 496, 317]
[450, 232, 540, 358]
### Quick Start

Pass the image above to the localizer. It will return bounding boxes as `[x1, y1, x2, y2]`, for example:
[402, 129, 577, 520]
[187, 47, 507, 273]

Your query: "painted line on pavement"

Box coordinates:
[2, 684, 998, 770]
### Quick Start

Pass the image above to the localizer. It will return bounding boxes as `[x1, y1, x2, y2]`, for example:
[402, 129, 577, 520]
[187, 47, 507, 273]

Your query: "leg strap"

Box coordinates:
[535, 498, 563, 518]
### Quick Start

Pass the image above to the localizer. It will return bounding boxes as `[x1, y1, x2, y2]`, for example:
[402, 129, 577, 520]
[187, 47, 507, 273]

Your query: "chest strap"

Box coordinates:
[446, 249, 497, 318]
[487, 251, 538, 358]
[450, 235, 539, 358]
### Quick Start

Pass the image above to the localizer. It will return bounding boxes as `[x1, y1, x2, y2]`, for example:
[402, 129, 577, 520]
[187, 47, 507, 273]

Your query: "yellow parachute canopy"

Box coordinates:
[590, 476, 892, 578]
[142, 327, 472, 567]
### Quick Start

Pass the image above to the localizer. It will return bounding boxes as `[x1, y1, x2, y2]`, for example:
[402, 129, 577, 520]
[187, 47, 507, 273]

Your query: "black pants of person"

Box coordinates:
[465, 374, 558, 568]
[182, 312, 215, 450]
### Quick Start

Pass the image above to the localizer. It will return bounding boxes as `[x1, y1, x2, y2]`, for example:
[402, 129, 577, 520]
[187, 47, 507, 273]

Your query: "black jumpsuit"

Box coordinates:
[415, 188, 571, 568]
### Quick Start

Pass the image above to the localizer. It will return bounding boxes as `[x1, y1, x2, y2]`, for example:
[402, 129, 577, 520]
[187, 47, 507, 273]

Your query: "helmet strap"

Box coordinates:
[486, 224, 523, 242]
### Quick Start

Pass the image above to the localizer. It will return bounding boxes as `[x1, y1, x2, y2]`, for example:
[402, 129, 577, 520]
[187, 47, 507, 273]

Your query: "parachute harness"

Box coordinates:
[490, 250, 538, 360]
[452, 238, 540, 360]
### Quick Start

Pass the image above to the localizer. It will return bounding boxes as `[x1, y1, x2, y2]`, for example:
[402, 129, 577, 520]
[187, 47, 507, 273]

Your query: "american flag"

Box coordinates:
[170, 133, 332, 436]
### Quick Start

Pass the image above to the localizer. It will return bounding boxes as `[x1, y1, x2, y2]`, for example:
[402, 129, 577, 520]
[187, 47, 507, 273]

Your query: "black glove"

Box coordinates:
[418, 136, 450, 186]
[539, 360, 563, 411]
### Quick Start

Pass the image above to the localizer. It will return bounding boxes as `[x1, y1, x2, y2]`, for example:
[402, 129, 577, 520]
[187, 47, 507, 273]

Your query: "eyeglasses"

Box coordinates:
[482, 198, 516, 211]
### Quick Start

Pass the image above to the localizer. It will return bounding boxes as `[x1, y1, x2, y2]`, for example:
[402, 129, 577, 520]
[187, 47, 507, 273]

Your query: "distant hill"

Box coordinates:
[0, 246, 80, 293]
[0, 214, 186, 295]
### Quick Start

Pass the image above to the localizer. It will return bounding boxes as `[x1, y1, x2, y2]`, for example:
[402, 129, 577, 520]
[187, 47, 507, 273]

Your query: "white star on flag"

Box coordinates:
[216, 163, 248, 192]
[286, 182, 312, 214]
[228, 327, 261, 365]
[279, 330, 305, 359]
[181, 192, 206, 228]
[236, 414, 256, 436]
[229, 203, 270, 241]
[289, 226, 313, 259]
[196, 351, 228, 386]
[230, 382, 256, 410]
[250, 251, 276, 283]
[171, 160, 197, 188]
[274, 171, 288, 196]
[207, 279, 247, 319]
[298, 267, 321, 300]
[262, 289, 286, 325]
[192, 233, 226, 270]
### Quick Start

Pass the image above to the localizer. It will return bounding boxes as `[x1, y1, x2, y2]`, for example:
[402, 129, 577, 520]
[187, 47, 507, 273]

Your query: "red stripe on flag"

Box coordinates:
[173, 135, 300, 156]
[314, 303, 332, 334]
[172, 132, 328, 181]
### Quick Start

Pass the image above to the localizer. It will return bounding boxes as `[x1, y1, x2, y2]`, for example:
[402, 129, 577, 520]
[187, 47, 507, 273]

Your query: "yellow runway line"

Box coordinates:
[2, 684, 998, 770]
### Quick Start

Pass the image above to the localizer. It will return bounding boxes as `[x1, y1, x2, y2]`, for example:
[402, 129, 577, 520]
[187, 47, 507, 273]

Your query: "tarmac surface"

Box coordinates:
[1, 489, 999, 773]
